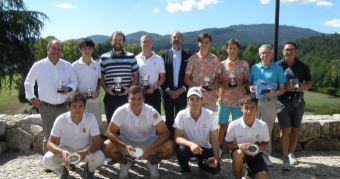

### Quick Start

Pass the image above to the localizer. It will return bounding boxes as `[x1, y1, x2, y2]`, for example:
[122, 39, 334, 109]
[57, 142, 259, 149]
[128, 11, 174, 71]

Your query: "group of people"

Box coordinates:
[24, 31, 312, 179]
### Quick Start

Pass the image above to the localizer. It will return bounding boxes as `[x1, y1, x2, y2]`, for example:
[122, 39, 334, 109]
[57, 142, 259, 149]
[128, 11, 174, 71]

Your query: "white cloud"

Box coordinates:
[56, 3, 75, 9]
[260, 0, 271, 5]
[166, 0, 219, 13]
[153, 8, 160, 13]
[323, 19, 340, 27]
[281, 0, 334, 7]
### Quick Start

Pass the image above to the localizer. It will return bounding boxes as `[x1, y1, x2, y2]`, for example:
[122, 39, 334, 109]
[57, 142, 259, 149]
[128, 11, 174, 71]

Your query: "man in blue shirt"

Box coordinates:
[249, 44, 286, 166]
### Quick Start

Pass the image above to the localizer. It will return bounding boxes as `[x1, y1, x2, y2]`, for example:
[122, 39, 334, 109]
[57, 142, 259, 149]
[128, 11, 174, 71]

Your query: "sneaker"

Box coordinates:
[262, 154, 273, 167]
[59, 166, 69, 179]
[84, 163, 95, 179]
[105, 157, 114, 165]
[147, 161, 160, 179]
[119, 162, 131, 179]
[282, 157, 290, 171]
[288, 153, 298, 166]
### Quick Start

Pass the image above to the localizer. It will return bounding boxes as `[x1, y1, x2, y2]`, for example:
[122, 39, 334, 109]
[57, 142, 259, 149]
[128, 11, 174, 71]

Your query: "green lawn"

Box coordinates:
[0, 89, 339, 115]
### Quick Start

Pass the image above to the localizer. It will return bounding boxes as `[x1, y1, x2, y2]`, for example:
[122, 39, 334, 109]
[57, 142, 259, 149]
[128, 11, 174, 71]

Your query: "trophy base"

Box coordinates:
[143, 85, 150, 91]
[228, 83, 238, 88]
[203, 86, 211, 91]
[57, 89, 64, 93]
[85, 95, 93, 99]
[112, 88, 125, 96]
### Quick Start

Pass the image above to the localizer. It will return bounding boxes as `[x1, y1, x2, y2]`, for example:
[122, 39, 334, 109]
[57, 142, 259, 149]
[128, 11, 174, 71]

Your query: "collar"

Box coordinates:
[184, 108, 203, 122]
[259, 61, 274, 69]
[66, 112, 85, 125]
[138, 51, 155, 60]
[45, 57, 60, 65]
[110, 50, 125, 58]
[128, 103, 146, 118]
[79, 57, 94, 65]
[171, 48, 182, 54]
[240, 117, 260, 129]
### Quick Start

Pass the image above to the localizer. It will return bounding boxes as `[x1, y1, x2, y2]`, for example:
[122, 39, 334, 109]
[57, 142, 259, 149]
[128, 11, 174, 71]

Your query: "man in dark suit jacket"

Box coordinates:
[161, 32, 191, 139]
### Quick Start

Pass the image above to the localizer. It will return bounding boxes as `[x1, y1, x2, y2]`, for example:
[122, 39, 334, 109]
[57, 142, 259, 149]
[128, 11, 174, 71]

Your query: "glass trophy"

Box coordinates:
[57, 80, 64, 93]
[255, 80, 277, 99]
[291, 79, 300, 90]
[85, 87, 92, 99]
[111, 77, 125, 96]
[202, 76, 211, 91]
[141, 75, 150, 91]
[245, 144, 260, 156]
[228, 73, 237, 88]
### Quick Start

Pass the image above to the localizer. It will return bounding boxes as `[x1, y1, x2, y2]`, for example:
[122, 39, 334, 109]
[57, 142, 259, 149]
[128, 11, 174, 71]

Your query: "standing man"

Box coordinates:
[24, 39, 77, 153]
[103, 86, 173, 179]
[100, 31, 139, 122]
[161, 31, 190, 138]
[249, 44, 286, 166]
[173, 87, 220, 176]
[276, 41, 313, 170]
[225, 95, 270, 179]
[72, 38, 102, 130]
[136, 34, 165, 113]
[42, 92, 105, 179]
[184, 32, 221, 112]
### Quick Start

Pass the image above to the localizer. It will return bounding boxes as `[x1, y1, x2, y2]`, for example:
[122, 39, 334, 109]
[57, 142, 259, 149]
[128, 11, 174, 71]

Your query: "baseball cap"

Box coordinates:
[187, 87, 203, 98]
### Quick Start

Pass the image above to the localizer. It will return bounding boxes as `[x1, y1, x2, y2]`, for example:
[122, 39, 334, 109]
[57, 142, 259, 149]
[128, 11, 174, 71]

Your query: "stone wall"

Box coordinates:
[0, 113, 340, 155]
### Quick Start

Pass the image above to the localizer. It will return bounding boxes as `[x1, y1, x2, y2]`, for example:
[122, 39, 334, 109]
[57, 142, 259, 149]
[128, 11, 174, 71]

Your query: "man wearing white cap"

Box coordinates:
[173, 87, 220, 176]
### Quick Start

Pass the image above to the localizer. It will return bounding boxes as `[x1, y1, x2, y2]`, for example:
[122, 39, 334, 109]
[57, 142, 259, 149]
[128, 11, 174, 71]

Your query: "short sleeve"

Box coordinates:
[185, 56, 195, 75]
[249, 65, 255, 85]
[50, 114, 64, 137]
[225, 124, 235, 143]
[158, 56, 166, 74]
[111, 107, 124, 128]
[209, 112, 218, 131]
[242, 61, 250, 81]
[304, 64, 312, 82]
[173, 111, 184, 130]
[88, 113, 100, 136]
[277, 65, 287, 84]
[150, 108, 162, 126]
[261, 123, 270, 142]
[96, 63, 101, 79]
[131, 58, 139, 73]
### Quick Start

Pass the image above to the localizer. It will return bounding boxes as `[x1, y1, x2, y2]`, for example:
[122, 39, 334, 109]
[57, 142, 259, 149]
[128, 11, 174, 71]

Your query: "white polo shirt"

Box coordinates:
[51, 111, 100, 151]
[136, 52, 165, 85]
[173, 108, 218, 148]
[111, 103, 162, 144]
[225, 117, 269, 144]
[72, 58, 101, 103]
[24, 58, 78, 104]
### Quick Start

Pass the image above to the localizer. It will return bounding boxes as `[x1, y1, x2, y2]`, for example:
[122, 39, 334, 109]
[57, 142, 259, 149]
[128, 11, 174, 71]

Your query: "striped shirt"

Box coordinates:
[100, 51, 139, 87]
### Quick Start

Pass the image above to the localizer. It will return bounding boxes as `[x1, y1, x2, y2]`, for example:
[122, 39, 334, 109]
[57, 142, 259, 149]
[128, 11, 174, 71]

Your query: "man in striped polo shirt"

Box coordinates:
[100, 31, 139, 123]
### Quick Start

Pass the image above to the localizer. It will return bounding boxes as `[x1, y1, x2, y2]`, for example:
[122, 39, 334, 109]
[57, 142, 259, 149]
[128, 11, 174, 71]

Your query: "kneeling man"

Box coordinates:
[225, 95, 270, 179]
[103, 86, 174, 179]
[174, 87, 220, 176]
[42, 92, 105, 179]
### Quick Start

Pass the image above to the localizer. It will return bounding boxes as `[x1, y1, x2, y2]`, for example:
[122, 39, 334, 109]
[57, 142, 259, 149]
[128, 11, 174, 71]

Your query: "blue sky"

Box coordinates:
[25, 0, 340, 40]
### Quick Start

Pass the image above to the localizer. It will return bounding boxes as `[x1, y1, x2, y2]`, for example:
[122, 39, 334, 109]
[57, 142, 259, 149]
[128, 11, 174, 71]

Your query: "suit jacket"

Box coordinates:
[161, 48, 191, 96]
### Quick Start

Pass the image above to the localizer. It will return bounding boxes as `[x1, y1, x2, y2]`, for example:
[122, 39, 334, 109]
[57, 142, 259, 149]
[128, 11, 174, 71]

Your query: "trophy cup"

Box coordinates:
[141, 75, 150, 91]
[228, 73, 237, 88]
[291, 79, 300, 90]
[111, 77, 125, 96]
[203, 76, 211, 91]
[124, 147, 144, 163]
[244, 144, 260, 156]
[57, 80, 64, 93]
[67, 153, 81, 165]
[85, 87, 92, 99]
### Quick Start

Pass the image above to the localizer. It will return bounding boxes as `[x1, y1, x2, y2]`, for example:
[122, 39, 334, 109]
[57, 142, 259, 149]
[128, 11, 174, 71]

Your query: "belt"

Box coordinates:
[41, 101, 66, 108]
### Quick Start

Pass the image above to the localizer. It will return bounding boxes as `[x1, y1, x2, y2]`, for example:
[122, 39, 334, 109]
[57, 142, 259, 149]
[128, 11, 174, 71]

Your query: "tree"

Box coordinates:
[62, 39, 80, 62]
[0, 0, 47, 92]
[242, 43, 259, 67]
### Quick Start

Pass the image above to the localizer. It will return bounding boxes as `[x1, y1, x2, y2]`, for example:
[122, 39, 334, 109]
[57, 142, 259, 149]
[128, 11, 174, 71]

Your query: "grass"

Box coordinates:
[0, 89, 338, 115]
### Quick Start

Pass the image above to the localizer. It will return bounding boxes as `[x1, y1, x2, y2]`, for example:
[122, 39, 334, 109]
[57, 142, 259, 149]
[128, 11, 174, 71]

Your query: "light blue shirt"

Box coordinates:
[249, 61, 286, 86]
[172, 48, 182, 87]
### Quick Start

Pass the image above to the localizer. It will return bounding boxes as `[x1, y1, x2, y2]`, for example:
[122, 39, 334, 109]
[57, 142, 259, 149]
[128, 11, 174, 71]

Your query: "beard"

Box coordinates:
[113, 44, 123, 51]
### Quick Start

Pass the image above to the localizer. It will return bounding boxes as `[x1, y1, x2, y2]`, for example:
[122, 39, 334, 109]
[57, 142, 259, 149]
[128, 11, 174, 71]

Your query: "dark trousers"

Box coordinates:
[162, 93, 187, 139]
[103, 94, 128, 123]
[144, 89, 161, 114]
[176, 145, 220, 175]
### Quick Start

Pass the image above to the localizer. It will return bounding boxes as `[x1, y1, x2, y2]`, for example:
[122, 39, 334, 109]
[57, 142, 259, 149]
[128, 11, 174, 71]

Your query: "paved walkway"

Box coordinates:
[1, 151, 340, 179]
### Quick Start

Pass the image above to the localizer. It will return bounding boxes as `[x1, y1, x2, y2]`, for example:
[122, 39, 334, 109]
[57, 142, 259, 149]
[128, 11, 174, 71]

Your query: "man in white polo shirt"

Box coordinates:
[173, 87, 220, 176]
[225, 95, 270, 179]
[135, 34, 165, 113]
[103, 86, 173, 179]
[72, 38, 102, 130]
[24, 39, 77, 153]
[42, 92, 105, 179]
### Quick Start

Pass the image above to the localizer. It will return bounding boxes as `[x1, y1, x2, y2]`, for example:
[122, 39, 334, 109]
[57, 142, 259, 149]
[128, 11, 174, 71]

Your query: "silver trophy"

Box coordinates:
[85, 87, 92, 99]
[112, 77, 125, 96]
[203, 76, 211, 91]
[228, 73, 237, 88]
[67, 153, 81, 165]
[245, 144, 260, 156]
[141, 75, 150, 91]
[57, 80, 64, 93]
